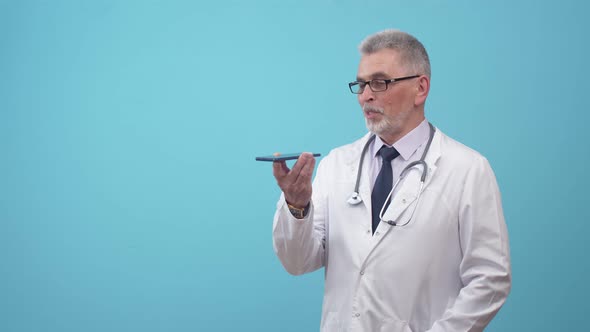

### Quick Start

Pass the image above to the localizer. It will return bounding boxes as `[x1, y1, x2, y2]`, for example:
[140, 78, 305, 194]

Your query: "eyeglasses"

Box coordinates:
[348, 75, 420, 94]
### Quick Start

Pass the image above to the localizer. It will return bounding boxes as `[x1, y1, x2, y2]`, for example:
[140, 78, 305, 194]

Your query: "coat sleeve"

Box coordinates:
[272, 156, 329, 276]
[426, 156, 511, 332]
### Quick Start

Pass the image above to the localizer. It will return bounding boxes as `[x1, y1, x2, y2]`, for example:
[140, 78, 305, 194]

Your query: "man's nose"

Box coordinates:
[358, 86, 375, 104]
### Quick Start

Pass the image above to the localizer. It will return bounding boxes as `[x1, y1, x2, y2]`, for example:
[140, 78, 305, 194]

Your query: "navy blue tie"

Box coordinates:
[371, 146, 400, 234]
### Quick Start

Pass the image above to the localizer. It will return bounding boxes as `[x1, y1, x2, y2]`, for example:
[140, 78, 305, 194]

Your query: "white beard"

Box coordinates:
[363, 104, 412, 138]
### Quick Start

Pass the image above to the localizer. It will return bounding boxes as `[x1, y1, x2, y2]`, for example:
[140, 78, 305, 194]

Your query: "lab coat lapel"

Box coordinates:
[343, 133, 380, 264]
[358, 150, 373, 214]
[420, 127, 441, 190]
[345, 133, 374, 214]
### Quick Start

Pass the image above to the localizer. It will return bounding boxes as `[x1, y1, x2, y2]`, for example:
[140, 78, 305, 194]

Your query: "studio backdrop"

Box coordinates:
[1, 1, 588, 331]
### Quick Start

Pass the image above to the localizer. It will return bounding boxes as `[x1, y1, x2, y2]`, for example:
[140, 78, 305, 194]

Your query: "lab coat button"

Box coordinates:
[375, 232, 380, 236]
[402, 199, 407, 204]
[360, 270, 364, 275]
[354, 313, 360, 317]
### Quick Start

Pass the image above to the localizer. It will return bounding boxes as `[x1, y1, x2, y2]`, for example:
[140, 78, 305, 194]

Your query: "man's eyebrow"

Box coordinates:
[356, 71, 389, 81]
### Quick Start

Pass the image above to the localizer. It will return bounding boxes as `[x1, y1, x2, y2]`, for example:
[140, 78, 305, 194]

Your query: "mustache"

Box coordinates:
[363, 104, 384, 114]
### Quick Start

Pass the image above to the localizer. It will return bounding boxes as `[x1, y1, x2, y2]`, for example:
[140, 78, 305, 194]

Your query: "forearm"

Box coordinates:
[272, 195, 325, 275]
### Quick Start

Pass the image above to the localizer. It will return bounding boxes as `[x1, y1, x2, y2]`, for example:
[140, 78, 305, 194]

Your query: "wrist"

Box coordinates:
[286, 201, 310, 219]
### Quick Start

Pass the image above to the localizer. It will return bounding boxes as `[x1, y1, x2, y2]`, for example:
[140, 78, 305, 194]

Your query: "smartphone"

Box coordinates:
[255, 152, 321, 162]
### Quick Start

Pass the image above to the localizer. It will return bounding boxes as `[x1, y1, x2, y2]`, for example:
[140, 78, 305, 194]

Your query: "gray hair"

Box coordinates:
[359, 29, 431, 78]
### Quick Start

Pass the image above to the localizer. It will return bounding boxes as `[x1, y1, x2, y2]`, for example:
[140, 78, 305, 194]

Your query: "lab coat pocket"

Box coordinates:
[380, 318, 413, 332]
[380, 163, 424, 225]
[381, 191, 418, 226]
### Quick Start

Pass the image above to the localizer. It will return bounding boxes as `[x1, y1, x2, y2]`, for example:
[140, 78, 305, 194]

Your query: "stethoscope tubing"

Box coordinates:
[348, 123, 436, 225]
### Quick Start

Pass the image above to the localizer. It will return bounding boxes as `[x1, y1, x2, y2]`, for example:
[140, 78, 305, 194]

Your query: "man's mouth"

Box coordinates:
[363, 105, 383, 119]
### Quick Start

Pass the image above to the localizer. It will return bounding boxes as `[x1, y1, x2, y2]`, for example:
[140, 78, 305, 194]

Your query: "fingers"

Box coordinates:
[292, 153, 316, 184]
[281, 152, 314, 184]
[271, 152, 317, 208]
[272, 159, 289, 179]
[272, 152, 314, 180]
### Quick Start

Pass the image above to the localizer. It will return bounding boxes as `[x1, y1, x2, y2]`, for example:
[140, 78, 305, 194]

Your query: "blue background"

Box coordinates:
[1, 0, 589, 331]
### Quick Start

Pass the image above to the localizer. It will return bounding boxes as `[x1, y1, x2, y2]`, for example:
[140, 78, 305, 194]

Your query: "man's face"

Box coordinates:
[356, 49, 423, 142]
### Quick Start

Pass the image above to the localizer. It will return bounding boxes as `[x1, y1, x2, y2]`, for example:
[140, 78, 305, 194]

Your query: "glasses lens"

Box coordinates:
[370, 80, 387, 92]
[349, 82, 363, 94]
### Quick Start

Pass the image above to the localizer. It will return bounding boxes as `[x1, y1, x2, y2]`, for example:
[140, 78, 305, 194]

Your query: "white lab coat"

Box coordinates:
[272, 128, 511, 332]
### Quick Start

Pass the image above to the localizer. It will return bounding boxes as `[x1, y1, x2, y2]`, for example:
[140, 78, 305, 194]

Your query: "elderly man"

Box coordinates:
[271, 29, 511, 332]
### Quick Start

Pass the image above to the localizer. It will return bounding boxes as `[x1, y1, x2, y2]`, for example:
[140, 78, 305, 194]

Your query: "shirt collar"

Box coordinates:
[371, 119, 430, 161]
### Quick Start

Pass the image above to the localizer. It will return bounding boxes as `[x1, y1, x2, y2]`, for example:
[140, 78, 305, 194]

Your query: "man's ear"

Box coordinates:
[414, 75, 430, 106]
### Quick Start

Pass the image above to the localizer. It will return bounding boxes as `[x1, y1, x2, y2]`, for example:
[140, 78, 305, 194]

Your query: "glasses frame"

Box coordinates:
[348, 75, 421, 94]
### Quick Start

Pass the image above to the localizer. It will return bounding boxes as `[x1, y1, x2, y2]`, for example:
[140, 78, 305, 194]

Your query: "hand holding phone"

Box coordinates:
[270, 152, 317, 208]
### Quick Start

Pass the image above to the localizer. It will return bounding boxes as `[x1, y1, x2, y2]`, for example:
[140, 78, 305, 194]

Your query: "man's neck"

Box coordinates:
[379, 115, 426, 146]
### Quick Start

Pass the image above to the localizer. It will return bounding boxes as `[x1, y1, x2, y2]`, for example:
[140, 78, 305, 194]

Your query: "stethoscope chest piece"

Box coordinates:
[347, 192, 362, 205]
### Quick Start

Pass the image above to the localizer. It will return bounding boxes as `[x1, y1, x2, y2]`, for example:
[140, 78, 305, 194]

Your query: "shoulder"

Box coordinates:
[437, 129, 489, 166]
[435, 129, 496, 182]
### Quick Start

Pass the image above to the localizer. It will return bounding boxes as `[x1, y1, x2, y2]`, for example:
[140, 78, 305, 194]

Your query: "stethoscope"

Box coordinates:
[347, 122, 436, 226]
